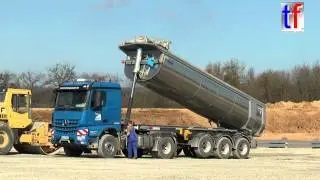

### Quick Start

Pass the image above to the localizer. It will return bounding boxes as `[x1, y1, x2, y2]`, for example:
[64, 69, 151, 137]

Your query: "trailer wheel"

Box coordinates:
[153, 137, 176, 159]
[0, 122, 14, 155]
[182, 146, 196, 157]
[194, 134, 214, 158]
[214, 137, 232, 159]
[98, 134, 118, 158]
[233, 137, 250, 159]
[64, 146, 83, 157]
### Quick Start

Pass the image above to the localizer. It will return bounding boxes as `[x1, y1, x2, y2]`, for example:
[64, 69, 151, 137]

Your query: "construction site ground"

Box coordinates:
[0, 148, 319, 180]
[31, 100, 320, 140]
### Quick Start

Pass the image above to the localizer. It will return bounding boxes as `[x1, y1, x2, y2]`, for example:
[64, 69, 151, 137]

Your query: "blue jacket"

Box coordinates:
[128, 128, 137, 142]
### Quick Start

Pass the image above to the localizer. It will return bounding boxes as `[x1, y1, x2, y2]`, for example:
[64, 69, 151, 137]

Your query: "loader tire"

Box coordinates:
[64, 146, 83, 157]
[14, 144, 41, 154]
[0, 122, 14, 155]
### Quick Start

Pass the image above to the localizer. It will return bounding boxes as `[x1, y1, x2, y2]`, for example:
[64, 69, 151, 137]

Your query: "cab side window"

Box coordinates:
[91, 91, 107, 110]
[11, 94, 28, 114]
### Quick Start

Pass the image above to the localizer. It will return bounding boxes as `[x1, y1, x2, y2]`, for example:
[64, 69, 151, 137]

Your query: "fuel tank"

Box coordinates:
[119, 36, 266, 136]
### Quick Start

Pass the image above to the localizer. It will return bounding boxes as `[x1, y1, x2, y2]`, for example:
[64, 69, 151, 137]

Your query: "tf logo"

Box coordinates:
[281, 2, 304, 32]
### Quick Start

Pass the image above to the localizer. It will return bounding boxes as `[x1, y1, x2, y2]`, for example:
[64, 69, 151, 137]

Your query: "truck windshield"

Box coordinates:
[55, 90, 88, 110]
[0, 92, 5, 102]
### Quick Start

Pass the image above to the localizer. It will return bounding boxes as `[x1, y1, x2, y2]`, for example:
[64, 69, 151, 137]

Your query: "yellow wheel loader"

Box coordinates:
[0, 88, 59, 155]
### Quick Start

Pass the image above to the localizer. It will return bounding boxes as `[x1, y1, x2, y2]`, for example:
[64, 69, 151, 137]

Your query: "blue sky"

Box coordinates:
[0, 0, 318, 76]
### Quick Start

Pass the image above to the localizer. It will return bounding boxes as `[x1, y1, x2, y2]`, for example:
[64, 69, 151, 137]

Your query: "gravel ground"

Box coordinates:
[0, 148, 319, 180]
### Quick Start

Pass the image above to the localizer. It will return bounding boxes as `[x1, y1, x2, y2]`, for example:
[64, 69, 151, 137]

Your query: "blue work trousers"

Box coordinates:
[127, 140, 137, 158]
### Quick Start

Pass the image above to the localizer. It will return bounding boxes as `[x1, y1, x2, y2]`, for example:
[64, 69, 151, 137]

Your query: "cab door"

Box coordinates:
[8, 92, 32, 129]
[87, 88, 121, 127]
[88, 89, 108, 125]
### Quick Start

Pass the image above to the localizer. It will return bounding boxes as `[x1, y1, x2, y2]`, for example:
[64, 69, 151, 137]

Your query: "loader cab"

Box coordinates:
[0, 88, 32, 129]
[52, 80, 122, 145]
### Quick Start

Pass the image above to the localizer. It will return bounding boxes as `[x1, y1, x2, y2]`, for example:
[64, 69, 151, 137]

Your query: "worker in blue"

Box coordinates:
[126, 122, 138, 159]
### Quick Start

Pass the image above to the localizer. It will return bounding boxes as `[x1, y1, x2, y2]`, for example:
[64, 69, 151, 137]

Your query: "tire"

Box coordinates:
[194, 134, 214, 158]
[14, 144, 41, 154]
[183, 146, 196, 157]
[122, 148, 143, 158]
[64, 146, 83, 157]
[98, 134, 118, 158]
[152, 137, 176, 159]
[0, 122, 14, 155]
[214, 137, 232, 159]
[233, 137, 250, 159]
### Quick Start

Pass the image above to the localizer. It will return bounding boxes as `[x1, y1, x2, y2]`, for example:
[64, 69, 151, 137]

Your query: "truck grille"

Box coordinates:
[53, 119, 79, 134]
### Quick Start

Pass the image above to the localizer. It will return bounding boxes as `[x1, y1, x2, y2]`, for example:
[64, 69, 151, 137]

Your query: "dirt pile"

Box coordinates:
[31, 101, 320, 135]
[266, 101, 320, 133]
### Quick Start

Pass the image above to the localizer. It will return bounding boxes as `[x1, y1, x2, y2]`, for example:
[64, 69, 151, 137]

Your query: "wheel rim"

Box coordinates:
[201, 140, 212, 153]
[220, 141, 230, 155]
[239, 142, 248, 156]
[104, 142, 114, 153]
[161, 142, 172, 155]
[0, 130, 9, 148]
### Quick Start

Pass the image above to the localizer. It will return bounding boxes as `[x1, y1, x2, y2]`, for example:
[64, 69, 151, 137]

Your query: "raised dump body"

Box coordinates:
[119, 36, 266, 137]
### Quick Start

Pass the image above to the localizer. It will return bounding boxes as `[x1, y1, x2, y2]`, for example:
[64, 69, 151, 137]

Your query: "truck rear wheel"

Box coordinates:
[233, 137, 250, 159]
[64, 146, 83, 157]
[152, 137, 176, 159]
[194, 134, 214, 158]
[98, 134, 118, 158]
[0, 122, 14, 155]
[214, 137, 232, 159]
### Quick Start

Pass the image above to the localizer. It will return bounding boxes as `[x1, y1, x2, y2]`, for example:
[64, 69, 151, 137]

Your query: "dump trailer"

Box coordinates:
[0, 88, 59, 155]
[51, 36, 265, 159]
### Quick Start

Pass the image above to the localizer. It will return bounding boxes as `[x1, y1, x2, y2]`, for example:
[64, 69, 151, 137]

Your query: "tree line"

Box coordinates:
[205, 59, 320, 103]
[1, 60, 319, 108]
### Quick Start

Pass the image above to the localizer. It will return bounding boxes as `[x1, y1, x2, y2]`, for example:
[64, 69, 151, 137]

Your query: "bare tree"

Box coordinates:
[19, 71, 45, 90]
[222, 59, 246, 88]
[205, 62, 224, 80]
[45, 63, 76, 87]
[0, 71, 20, 89]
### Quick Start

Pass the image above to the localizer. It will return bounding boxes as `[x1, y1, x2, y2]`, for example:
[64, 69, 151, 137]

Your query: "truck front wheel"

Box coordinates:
[0, 122, 14, 155]
[98, 134, 118, 158]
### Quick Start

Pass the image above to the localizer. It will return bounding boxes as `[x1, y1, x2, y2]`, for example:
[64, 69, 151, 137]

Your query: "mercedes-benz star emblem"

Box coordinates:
[62, 120, 69, 127]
